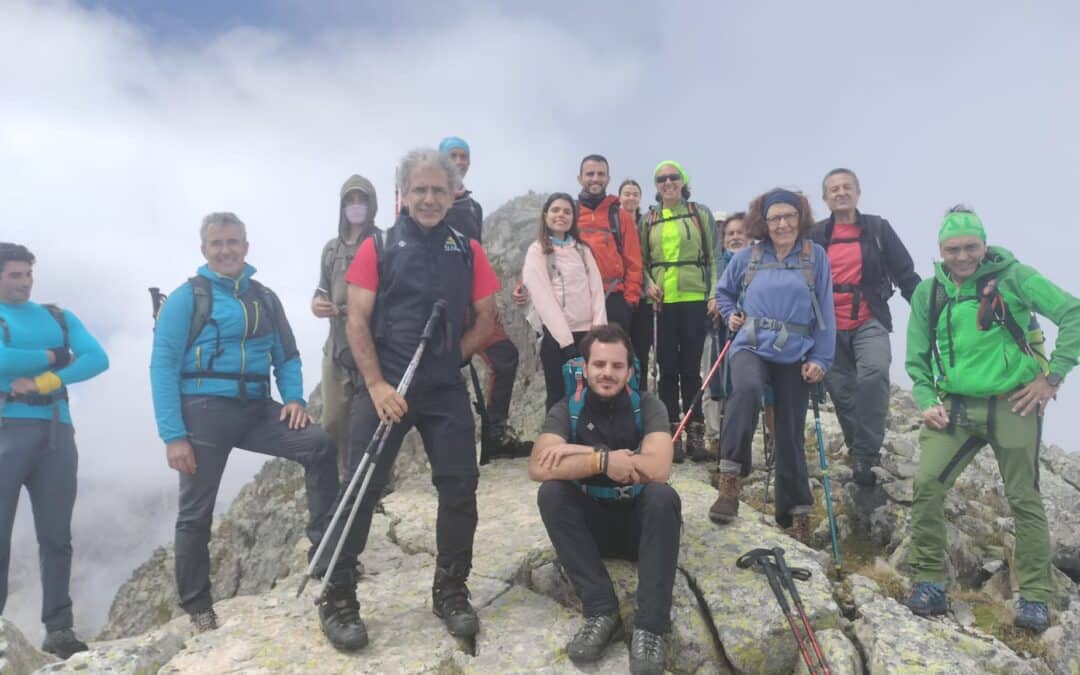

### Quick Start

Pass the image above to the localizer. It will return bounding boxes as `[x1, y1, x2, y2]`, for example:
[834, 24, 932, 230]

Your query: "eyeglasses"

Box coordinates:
[655, 173, 682, 184]
[765, 213, 799, 226]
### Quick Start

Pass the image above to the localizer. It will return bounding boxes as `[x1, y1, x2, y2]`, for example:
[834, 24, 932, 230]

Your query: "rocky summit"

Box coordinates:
[4, 194, 1080, 674]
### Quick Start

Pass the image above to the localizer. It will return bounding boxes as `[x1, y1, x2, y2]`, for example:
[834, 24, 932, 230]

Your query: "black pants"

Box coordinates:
[719, 351, 813, 529]
[657, 301, 707, 423]
[605, 293, 633, 334]
[537, 481, 682, 634]
[475, 316, 518, 433]
[176, 397, 339, 614]
[0, 420, 78, 631]
[540, 328, 587, 411]
[326, 382, 479, 574]
[629, 302, 654, 392]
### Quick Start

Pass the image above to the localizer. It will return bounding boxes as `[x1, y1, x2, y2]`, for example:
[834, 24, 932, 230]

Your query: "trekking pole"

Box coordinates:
[763, 394, 774, 503]
[772, 547, 829, 670]
[650, 305, 659, 391]
[297, 300, 447, 600]
[811, 382, 841, 570]
[149, 287, 166, 322]
[672, 336, 733, 442]
[736, 548, 827, 674]
[467, 360, 492, 464]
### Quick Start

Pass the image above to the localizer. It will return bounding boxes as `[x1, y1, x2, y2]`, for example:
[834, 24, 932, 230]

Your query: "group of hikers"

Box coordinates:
[2, 137, 1078, 674]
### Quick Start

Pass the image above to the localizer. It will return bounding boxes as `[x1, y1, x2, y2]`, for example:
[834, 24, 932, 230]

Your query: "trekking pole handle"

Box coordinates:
[758, 560, 792, 613]
[422, 300, 448, 340]
[149, 287, 165, 319]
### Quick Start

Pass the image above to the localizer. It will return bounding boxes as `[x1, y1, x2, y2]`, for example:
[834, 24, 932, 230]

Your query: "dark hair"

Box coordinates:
[579, 154, 609, 175]
[821, 168, 860, 196]
[617, 178, 643, 222]
[719, 211, 747, 229]
[745, 189, 815, 241]
[581, 324, 633, 365]
[0, 243, 35, 274]
[537, 193, 581, 254]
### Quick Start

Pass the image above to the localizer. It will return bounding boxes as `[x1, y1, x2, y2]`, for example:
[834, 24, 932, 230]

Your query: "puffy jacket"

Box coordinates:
[151, 264, 303, 443]
[715, 237, 836, 370]
[577, 194, 643, 305]
[0, 301, 108, 425]
[906, 245, 1080, 410]
[521, 239, 607, 348]
[811, 211, 921, 331]
[640, 201, 717, 303]
[444, 190, 484, 243]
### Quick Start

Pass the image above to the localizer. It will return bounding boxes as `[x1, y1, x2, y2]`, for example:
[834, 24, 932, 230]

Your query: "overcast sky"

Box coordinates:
[4, 0, 1080, 493]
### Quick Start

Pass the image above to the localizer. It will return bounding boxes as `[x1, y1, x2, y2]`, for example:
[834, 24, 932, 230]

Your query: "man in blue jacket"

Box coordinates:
[150, 213, 338, 633]
[0, 242, 109, 659]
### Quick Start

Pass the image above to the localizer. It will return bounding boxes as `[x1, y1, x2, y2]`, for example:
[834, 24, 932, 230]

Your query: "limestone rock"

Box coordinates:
[0, 618, 56, 675]
[35, 627, 185, 674]
[792, 629, 863, 675]
[1040, 606, 1080, 675]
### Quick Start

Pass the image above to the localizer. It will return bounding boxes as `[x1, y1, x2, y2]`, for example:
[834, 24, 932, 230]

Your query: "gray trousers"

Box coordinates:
[0, 419, 78, 631]
[823, 319, 891, 460]
[176, 396, 339, 615]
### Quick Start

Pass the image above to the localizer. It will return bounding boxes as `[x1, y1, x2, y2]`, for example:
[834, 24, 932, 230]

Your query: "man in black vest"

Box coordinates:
[316, 148, 499, 651]
[810, 168, 921, 485]
[530, 324, 679, 675]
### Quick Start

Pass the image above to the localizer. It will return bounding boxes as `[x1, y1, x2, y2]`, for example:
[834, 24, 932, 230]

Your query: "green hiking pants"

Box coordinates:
[321, 353, 357, 476]
[909, 394, 1053, 603]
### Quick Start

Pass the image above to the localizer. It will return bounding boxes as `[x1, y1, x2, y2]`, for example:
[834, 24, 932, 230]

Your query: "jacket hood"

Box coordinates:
[933, 245, 1015, 289]
[339, 174, 378, 240]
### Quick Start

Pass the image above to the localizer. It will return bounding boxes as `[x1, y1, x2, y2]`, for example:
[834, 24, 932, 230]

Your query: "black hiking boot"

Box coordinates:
[852, 456, 878, 487]
[432, 564, 479, 637]
[40, 628, 89, 660]
[189, 608, 218, 633]
[481, 424, 532, 463]
[687, 421, 710, 461]
[670, 423, 685, 463]
[709, 472, 740, 524]
[629, 627, 666, 674]
[566, 611, 623, 664]
[318, 572, 368, 652]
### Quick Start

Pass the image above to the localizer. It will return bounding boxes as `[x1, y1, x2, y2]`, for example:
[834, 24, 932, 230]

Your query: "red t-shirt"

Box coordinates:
[828, 222, 874, 330]
[345, 236, 501, 302]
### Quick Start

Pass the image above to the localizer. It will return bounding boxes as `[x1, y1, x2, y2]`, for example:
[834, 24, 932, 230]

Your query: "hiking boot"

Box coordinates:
[786, 513, 812, 545]
[40, 628, 88, 660]
[318, 574, 368, 652]
[709, 472, 740, 524]
[1014, 598, 1050, 633]
[566, 611, 623, 664]
[852, 457, 878, 487]
[686, 422, 710, 462]
[190, 608, 218, 633]
[483, 425, 532, 461]
[670, 423, 685, 463]
[904, 581, 948, 616]
[629, 628, 666, 675]
[432, 564, 479, 637]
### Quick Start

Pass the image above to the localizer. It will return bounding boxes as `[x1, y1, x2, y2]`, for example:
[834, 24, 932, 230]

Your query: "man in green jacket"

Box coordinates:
[903, 206, 1080, 633]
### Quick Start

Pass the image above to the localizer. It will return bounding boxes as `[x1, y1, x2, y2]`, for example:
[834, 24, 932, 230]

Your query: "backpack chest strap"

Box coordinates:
[745, 316, 813, 350]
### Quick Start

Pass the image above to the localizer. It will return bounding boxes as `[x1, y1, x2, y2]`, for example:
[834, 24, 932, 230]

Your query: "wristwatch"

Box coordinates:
[1047, 373, 1063, 388]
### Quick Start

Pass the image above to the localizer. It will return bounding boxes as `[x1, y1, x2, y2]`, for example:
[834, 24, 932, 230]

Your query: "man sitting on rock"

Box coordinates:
[904, 206, 1080, 633]
[530, 324, 680, 675]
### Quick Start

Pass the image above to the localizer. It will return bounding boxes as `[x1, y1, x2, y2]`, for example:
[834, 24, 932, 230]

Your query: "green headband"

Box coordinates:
[654, 160, 689, 186]
[938, 211, 986, 243]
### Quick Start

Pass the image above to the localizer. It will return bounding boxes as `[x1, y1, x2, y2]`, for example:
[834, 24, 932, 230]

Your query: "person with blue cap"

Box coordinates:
[710, 188, 836, 544]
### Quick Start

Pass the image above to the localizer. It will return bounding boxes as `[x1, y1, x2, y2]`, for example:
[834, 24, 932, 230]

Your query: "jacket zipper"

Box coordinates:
[235, 279, 248, 378]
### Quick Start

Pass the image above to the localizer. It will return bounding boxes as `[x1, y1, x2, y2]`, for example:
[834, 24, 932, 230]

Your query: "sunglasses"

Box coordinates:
[655, 173, 682, 184]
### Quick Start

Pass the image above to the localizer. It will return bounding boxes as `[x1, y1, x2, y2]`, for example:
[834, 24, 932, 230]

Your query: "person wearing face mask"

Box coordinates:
[522, 193, 607, 411]
[902, 206, 1080, 633]
[710, 189, 835, 544]
[640, 161, 718, 461]
[313, 175, 378, 475]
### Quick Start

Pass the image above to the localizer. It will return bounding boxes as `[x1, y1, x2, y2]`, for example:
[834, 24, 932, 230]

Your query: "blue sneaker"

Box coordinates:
[905, 582, 948, 616]
[1014, 598, 1050, 633]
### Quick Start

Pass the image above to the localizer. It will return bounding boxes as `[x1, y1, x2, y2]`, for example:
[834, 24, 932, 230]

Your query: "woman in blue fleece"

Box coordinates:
[708, 190, 835, 543]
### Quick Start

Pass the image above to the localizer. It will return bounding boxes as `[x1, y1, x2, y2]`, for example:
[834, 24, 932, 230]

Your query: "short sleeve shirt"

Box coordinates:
[541, 391, 670, 441]
[344, 236, 500, 301]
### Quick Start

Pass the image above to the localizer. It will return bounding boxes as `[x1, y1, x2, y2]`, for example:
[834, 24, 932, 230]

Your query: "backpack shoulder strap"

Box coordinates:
[928, 277, 948, 375]
[687, 202, 708, 264]
[448, 226, 474, 271]
[187, 276, 213, 350]
[799, 239, 816, 289]
[41, 304, 69, 349]
[566, 360, 587, 442]
[607, 200, 624, 254]
[629, 389, 643, 438]
[742, 243, 766, 293]
[0, 316, 9, 345]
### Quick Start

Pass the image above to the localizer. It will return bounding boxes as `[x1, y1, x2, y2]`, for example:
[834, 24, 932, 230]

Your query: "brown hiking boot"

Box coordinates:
[670, 423, 685, 463]
[709, 472, 740, 523]
[786, 513, 812, 545]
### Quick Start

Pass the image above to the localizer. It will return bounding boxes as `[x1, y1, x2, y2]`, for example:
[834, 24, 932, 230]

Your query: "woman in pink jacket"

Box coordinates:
[523, 192, 608, 410]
